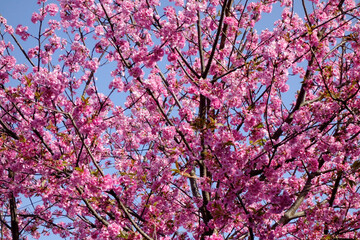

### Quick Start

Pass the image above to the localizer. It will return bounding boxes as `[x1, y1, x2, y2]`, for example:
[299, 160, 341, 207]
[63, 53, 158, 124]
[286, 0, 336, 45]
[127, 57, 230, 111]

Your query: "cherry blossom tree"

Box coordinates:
[1, 0, 360, 239]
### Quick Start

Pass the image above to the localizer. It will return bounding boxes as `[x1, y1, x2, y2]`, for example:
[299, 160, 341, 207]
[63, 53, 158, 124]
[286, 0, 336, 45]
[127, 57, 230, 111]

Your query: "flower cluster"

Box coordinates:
[0, 0, 360, 239]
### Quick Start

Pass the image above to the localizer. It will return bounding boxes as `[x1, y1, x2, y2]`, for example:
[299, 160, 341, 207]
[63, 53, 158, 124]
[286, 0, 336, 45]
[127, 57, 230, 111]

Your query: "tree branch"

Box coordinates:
[272, 172, 318, 229]
[202, 0, 228, 79]
[8, 170, 20, 240]
[108, 190, 154, 240]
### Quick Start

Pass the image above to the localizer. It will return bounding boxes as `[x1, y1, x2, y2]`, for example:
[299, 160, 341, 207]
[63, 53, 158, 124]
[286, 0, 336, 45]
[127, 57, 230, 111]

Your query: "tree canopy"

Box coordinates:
[0, 0, 360, 239]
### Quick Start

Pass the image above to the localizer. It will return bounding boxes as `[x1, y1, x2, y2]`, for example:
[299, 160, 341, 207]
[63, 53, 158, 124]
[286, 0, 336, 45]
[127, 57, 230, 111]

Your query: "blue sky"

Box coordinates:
[0, 1, 39, 25]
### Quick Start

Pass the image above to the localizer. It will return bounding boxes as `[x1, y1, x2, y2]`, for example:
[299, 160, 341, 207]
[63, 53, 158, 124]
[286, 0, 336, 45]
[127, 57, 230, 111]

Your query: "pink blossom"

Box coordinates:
[129, 67, 144, 78]
[162, 126, 176, 139]
[31, 12, 44, 24]
[109, 77, 124, 92]
[45, 3, 59, 16]
[107, 223, 121, 237]
[206, 234, 223, 240]
[167, 52, 178, 62]
[85, 58, 99, 71]
[15, 25, 30, 41]
[0, 1, 359, 240]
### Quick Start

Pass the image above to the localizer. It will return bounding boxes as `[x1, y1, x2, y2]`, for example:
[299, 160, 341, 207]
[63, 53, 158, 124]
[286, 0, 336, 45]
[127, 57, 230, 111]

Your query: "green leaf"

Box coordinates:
[224, 141, 235, 146]
[347, 179, 356, 188]
[321, 236, 332, 240]
[41, 179, 46, 188]
[351, 160, 360, 171]
[117, 231, 129, 239]
[91, 170, 99, 177]
[74, 167, 84, 172]
[81, 95, 89, 105]
[24, 75, 32, 87]
[35, 91, 43, 100]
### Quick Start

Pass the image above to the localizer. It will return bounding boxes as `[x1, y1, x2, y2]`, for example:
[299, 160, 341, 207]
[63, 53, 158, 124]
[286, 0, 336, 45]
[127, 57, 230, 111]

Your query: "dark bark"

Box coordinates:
[9, 170, 20, 240]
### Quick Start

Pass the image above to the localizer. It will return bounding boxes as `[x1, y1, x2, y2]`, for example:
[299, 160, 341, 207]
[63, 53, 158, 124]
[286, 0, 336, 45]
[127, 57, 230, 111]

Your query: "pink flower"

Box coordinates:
[162, 126, 176, 139]
[84, 58, 99, 71]
[206, 234, 224, 240]
[45, 3, 59, 16]
[15, 25, 30, 41]
[95, 25, 105, 35]
[129, 67, 144, 78]
[28, 46, 39, 58]
[109, 77, 124, 92]
[31, 12, 44, 24]
[167, 52, 178, 62]
[107, 223, 121, 237]
[0, 56, 16, 71]
[211, 98, 221, 110]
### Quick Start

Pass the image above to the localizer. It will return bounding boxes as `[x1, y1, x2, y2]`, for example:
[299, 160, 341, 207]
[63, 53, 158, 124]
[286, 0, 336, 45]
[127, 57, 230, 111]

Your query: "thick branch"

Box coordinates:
[272, 172, 317, 229]
[189, 168, 201, 198]
[202, 0, 228, 79]
[9, 194, 20, 240]
[0, 118, 19, 140]
[76, 187, 109, 227]
[324, 171, 343, 235]
[197, 11, 205, 74]
[8, 170, 20, 240]
[10, 34, 35, 68]
[219, 0, 234, 50]
[68, 114, 104, 176]
[272, 54, 315, 140]
[236, 194, 254, 240]
[199, 95, 213, 238]
[108, 190, 154, 240]
[329, 171, 342, 207]
[175, 48, 201, 79]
